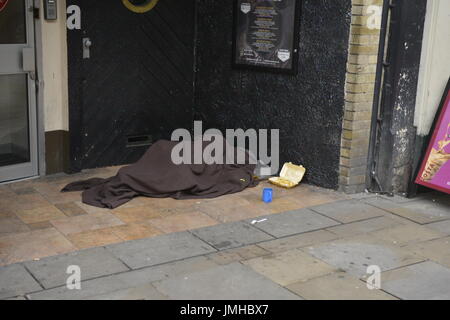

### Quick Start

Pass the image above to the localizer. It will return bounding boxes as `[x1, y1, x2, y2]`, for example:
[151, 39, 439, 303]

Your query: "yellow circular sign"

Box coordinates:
[122, 0, 160, 13]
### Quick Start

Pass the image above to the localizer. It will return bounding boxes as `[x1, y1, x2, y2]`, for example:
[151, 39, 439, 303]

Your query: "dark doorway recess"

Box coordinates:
[67, 0, 195, 172]
[367, 0, 427, 195]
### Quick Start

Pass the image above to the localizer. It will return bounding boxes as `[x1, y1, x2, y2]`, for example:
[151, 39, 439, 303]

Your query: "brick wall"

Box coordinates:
[339, 0, 383, 193]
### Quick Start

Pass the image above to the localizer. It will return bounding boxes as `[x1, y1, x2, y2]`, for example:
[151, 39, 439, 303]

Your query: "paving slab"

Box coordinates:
[382, 261, 450, 300]
[367, 198, 450, 224]
[426, 220, 450, 235]
[311, 200, 387, 223]
[153, 262, 301, 300]
[6, 296, 28, 300]
[191, 221, 274, 250]
[305, 235, 425, 278]
[85, 284, 167, 300]
[370, 224, 445, 246]
[326, 216, 402, 237]
[243, 249, 336, 286]
[381, 192, 450, 205]
[29, 272, 144, 300]
[0, 264, 42, 299]
[404, 237, 450, 268]
[126, 256, 219, 282]
[24, 247, 129, 289]
[29, 256, 218, 300]
[248, 209, 340, 238]
[106, 232, 216, 269]
[207, 245, 272, 265]
[287, 272, 397, 300]
[257, 230, 339, 253]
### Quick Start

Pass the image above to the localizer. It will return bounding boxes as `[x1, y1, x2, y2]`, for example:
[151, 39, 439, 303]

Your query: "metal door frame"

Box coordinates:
[0, 0, 39, 183]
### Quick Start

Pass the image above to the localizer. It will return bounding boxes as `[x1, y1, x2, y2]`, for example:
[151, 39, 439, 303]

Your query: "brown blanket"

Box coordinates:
[62, 140, 258, 209]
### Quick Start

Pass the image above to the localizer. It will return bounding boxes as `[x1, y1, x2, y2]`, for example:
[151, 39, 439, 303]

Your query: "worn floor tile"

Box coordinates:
[311, 200, 387, 223]
[370, 224, 445, 246]
[148, 211, 218, 233]
[44, 192, 84, 205]
[50, 212, 125, 235]
[404, 237, 450, 268]
[73, 201, 113, 215]
[55, 202, 88, 217]
[249, 209, 340, 238]
[153, 262, 301, 300]
[265, 197, 307, 214]
[0, 217, 30, 236]
[28, 221, 54, 231]
[13, 187, 37, 195]
[326, 216, 403, 237]
[16, 206, 66, 224]
[287, 272, 397, 300]
[290, 189, 349, 207]
[0, 264, 42, 299]
[0, 228, 76, 266]
[24, 247, 129, 289]
[258, 230, 339, 253]
[113, 206, 163, 224]
[305, 235, 425, 278]
[142, 197, 202, 210]
[9, 194, 51, 211]
[198, 195, 251, 210]
[426, 220, 450, 235]
[207, 245, 271, 265]
[382, 261, 450, 300]
[109, 222, 163, 241]
[0, 210, 15, 219]
[67, 229, 123, 250]
[191, 221, 274, 250]
[106, 231, 216, 269]
[243, 249, 336, 286]
[0, 185, 15, 195]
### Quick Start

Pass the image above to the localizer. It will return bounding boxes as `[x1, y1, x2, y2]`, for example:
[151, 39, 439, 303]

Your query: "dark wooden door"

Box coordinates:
[67, 0, 195, 171]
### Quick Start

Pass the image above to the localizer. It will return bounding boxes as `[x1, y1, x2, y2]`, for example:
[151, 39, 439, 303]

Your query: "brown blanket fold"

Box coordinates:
[62, 139, 258, 209]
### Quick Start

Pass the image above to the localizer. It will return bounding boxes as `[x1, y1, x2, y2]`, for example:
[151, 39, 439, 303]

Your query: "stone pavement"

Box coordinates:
[0, 166, 346, 266]
[1, 187, 450, 300]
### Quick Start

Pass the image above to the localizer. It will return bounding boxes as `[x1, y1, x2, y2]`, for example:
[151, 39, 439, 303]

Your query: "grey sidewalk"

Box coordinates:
[1, 193, 450, 300]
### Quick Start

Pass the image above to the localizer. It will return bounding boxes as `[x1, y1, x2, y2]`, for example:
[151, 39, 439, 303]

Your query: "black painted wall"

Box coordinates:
[194, 0, 352, 188]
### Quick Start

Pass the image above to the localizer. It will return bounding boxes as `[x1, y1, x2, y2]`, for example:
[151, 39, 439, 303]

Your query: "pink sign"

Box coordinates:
[416, 79, 450, 195]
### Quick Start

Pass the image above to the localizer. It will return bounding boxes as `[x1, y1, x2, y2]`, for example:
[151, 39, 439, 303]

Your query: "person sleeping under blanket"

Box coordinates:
[62, 139, 259, 209]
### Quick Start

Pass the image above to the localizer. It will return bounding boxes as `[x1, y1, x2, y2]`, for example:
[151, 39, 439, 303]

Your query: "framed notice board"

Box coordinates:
[415, 78, 450, 195]
[232, 0, 301, 75]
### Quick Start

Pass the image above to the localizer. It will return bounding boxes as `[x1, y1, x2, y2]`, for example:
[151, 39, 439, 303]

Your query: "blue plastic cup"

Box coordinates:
[262, 188, 273, 203]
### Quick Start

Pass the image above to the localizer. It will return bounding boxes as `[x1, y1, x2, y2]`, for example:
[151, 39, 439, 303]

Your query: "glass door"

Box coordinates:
[0, 0, 38, 182]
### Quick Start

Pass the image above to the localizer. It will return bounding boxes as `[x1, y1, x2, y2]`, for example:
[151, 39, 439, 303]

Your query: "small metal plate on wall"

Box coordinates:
[82, 38, 92, 59]
[126, 135, 153, 148]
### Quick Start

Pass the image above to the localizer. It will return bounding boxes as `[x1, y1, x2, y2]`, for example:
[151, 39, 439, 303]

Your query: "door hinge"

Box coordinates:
[33, 7, 40, 19]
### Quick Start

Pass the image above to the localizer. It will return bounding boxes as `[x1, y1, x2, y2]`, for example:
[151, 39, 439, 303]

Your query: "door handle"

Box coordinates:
[83, 38, 92, 59]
